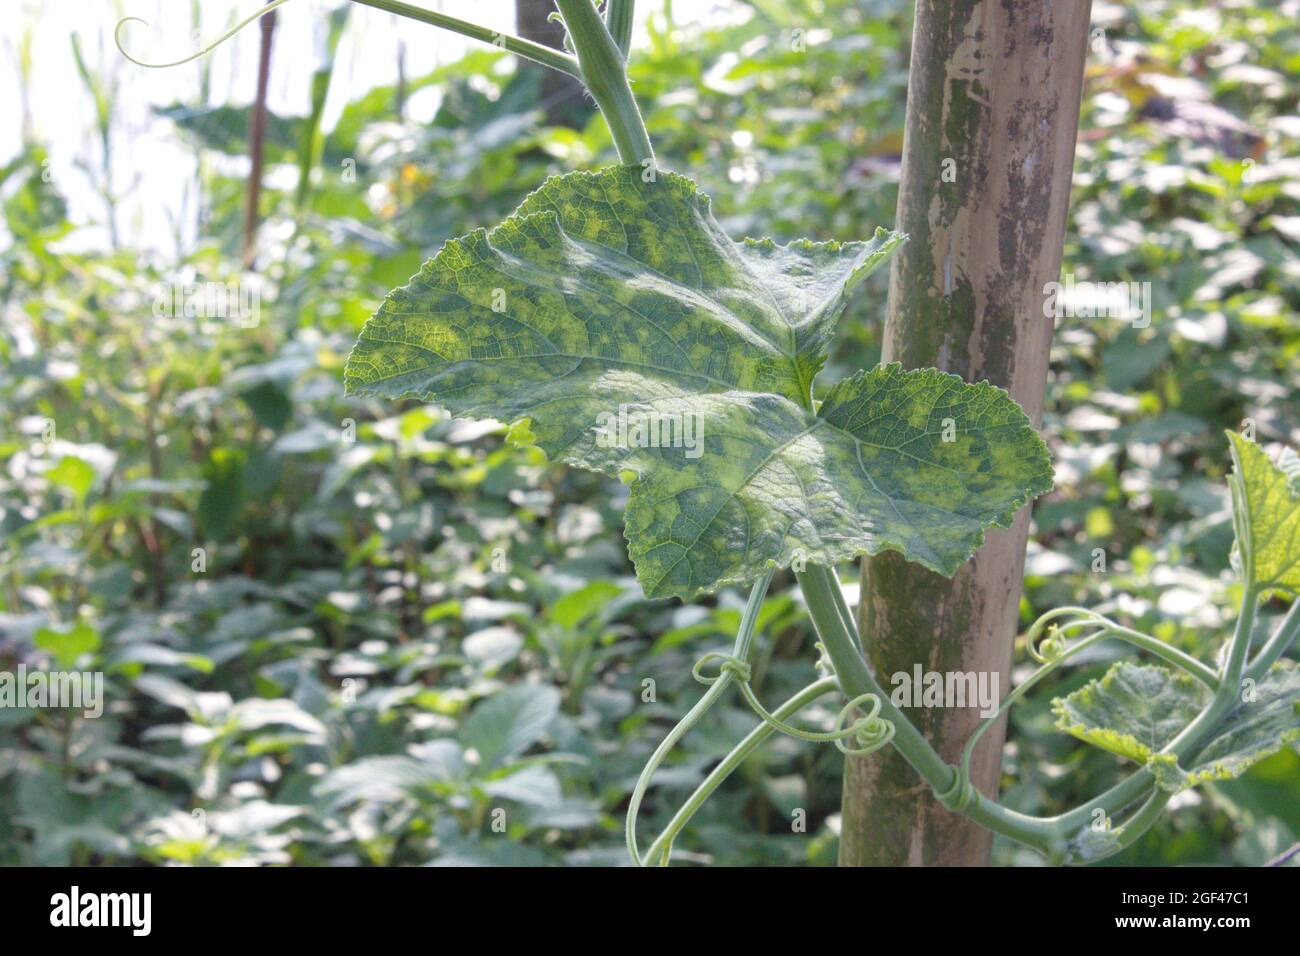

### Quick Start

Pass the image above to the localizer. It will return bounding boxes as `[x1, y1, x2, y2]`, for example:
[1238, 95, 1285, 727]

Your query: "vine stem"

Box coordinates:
[625, 569, 774, 866]
[800, 561, 1271, 863]
[361, 0, 657, 165]
[641, 676, 840, 865]
[348, 0, 581, 76]
[554, 0, 654, 164]
[117, 0, 581, 77]
[797, 564, 1060, 857]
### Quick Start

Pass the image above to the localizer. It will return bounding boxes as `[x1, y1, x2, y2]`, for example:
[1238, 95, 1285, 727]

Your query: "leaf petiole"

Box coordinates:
[348, 0, 581, 76]
[604, 0, 635, 58]
[554, 0, 654, 163]
[1246, 597, 1300, 682]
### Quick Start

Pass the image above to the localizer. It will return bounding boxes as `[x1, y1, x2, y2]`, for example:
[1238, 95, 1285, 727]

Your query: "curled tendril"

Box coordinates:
[545, 10, 576, 55]
[115, 0, 297, 69]
[832, 692, 895, 756]
[1024, 606, 1105, 664]
[693, 651, 894, 754]
[1033, 625, 1067, 663]
[692, 652, 751, 685]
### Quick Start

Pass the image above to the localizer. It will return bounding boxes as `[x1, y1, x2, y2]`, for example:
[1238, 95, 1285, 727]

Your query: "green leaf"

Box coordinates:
[315, 754, 454, 807]
[1228, 432, 1300, 595]
[35, 621, 100, 668]
[459, 684, 561, 771]
[346, 165, 1053, 598]
[1053, 660, 1300, 793]
[44, 456, 96, 503]
[1052, 662, 1206, 764]
[548, 580, 621, 629]
[1153, 661, 1300, 792]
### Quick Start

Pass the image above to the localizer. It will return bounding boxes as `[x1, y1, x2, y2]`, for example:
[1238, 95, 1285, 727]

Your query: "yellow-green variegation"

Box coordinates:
[345, 165, 1054, 599]
[1053, 659, 1300, 792]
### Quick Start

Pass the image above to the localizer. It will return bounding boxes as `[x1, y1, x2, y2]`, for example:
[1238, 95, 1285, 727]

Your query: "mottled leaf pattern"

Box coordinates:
[346, 165, 1054, 598]
[1052, 662, 1206, 764]
[1154, 661, 1300, 792]
[623, 365, 1053, 597]
[1053, 660, 1300, 793]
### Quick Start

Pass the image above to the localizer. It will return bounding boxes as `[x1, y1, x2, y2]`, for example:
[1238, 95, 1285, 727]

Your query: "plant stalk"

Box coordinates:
[605, 0, 635, 58]
[554, 0, 654, 164]
[347, 0, 581, 76]
[1246, 598, 1300, 682]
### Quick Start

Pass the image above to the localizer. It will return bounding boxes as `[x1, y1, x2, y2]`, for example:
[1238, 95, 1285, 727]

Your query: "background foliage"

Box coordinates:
[1, 0, 1298, 866]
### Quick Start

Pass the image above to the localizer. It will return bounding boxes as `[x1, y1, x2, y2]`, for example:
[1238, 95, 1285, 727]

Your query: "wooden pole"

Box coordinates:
[840, 0, 1093, 866]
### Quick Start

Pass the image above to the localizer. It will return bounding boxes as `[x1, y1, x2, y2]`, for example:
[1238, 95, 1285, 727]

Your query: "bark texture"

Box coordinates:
[840, 0, 1092, 866]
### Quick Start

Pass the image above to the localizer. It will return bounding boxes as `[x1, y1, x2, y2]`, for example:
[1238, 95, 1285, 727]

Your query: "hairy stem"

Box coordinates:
[554, 0, 654, 164]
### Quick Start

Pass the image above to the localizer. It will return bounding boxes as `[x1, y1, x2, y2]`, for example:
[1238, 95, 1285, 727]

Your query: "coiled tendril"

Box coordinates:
[692, 652, 752, 685]
[695, 652, 895, 754]
[628, 570, 897, 867]
[832, 692, 895, 756]
[116, 0, 298, 69]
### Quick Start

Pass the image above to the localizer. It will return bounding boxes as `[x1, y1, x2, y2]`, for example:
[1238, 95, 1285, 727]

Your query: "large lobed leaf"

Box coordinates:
[1053, 660, 1300, 793]
[346, 165, 1054, 598]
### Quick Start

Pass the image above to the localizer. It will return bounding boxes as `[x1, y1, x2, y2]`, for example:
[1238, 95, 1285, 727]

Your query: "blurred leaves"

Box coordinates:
[0, 0, 1296, 867]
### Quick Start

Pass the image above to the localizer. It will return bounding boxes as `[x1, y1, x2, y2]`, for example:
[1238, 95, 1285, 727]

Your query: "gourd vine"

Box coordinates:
[118, 0, 1300, 867]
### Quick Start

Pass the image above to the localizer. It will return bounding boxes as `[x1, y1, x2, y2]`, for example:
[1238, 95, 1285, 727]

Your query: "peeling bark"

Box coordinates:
[840, 0, 1092, 867]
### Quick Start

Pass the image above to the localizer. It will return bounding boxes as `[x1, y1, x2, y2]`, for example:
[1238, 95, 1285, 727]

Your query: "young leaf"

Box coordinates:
[1227, 431, 1300, 595]
[1052, 662, 1206, 765]
[1152, 660, 1300, 792]
[1053, 660, 1300, 793]
[346, 165, 1053, 598]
